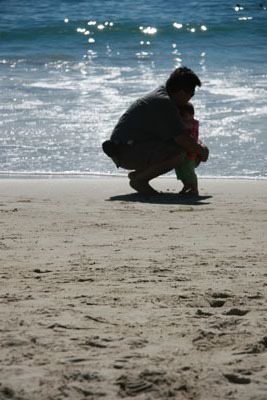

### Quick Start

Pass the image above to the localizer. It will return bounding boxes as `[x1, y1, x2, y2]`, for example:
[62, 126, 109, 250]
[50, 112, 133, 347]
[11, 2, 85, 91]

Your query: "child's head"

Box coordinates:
[179, 102, 194, 121]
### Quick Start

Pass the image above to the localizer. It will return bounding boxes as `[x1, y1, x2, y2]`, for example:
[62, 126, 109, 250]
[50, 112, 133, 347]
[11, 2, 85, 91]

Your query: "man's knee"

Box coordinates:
[103, 139, 186, 171]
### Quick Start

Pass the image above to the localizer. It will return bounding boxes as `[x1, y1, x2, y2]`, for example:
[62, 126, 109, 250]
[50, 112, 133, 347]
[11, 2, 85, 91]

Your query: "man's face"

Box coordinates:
[173, 88, 195, 106]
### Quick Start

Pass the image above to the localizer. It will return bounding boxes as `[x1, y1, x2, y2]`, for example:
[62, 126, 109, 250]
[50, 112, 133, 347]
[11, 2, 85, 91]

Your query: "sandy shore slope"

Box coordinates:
[0, 177, 266, 400]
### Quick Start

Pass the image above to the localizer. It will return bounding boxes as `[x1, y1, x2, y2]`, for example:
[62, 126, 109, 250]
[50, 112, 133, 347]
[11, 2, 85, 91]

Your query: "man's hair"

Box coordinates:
[179, 102, 195, 116]
[166, 67, 201, 94]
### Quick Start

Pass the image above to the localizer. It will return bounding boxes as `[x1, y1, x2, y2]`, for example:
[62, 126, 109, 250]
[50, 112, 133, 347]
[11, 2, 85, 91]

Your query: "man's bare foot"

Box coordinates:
[129, 177, 159, 195]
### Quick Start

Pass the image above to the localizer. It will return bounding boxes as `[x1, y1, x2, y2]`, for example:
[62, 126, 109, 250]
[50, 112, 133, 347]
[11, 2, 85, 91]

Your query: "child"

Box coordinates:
[175, 102, 201, 195]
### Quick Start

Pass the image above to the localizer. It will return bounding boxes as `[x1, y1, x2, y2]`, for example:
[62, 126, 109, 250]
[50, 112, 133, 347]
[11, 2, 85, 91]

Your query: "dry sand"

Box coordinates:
[0, 177, 266, 400]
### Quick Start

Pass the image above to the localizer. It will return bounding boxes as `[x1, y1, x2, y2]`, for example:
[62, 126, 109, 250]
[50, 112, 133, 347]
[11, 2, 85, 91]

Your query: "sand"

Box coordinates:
[0, 177, 266, 400]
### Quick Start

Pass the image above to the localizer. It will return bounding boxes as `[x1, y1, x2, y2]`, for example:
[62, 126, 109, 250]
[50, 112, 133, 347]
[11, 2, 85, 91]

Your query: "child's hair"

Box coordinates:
[179, 102, 195, 117]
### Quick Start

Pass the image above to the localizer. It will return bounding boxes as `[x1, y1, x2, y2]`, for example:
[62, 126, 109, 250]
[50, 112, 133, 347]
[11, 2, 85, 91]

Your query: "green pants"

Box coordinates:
[175, 158, 197, 185]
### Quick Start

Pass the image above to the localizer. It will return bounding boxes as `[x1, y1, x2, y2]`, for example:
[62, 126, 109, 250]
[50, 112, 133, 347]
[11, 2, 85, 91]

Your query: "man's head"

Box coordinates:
[166, 67, 201, 105]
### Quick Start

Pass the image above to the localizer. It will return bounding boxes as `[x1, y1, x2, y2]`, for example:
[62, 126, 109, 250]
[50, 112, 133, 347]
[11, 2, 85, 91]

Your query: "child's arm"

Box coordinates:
[175, 134, 209, 162]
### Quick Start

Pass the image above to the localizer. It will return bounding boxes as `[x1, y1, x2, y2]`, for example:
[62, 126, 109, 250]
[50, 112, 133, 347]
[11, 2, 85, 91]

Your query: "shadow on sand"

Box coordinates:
[107, 192, 212, 205]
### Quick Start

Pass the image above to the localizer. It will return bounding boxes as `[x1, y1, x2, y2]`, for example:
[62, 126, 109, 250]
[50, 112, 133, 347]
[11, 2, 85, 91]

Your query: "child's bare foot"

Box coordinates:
[179, 183, 191, 194]
[181, 189, 199, 196]
[179, 184, 198, 196]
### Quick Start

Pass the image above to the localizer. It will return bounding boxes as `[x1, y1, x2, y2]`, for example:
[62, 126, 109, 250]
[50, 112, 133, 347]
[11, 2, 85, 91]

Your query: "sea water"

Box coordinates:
[0, 0, 266, 178]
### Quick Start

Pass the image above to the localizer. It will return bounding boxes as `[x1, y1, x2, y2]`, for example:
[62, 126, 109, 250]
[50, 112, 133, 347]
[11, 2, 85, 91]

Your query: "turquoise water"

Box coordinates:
[0, 0, 267, 177]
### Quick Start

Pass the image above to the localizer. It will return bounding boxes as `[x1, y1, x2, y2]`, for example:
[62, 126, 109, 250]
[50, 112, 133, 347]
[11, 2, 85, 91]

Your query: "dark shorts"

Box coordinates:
[116, 140, 184, 170]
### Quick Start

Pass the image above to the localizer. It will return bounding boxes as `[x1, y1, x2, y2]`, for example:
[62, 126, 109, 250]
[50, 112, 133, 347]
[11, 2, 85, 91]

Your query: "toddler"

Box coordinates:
[175, 102, 201, 195]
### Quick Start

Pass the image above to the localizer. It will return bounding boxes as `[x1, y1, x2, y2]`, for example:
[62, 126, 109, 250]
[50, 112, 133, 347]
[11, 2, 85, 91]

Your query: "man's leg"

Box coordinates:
[103, 139, 185, 194]
[102, 140, 120, 167]
[129, 152, 185, 194]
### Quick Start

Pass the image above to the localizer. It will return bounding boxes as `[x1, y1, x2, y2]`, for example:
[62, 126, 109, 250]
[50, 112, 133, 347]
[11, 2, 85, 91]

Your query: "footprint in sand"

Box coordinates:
[116, 375, 153, 395]
[209, 299, 226, 308]
[113, 359, 128, 370]
[0, 386, 16, 398]
[235, 336, 267, 355]
[207, 291, 234, 308]
[210, 292, 232, 299]
[223, 308, 249, 316]
[66, 371, 101, 382]
[223, 373, 251, 384]
[16, 199, 33, 203]
[196, 309, 213, 317]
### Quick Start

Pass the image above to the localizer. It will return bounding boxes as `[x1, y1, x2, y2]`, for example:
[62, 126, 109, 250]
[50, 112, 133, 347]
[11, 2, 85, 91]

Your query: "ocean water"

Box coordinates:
[0, 0, 266, 178]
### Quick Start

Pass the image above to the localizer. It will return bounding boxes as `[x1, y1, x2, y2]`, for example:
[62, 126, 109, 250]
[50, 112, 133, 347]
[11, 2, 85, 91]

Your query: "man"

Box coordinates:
[102, 67, 209, 195]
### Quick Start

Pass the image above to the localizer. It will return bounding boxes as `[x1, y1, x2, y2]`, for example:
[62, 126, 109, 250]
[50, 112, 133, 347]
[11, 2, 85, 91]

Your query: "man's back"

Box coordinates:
[111, 85, 185, 144]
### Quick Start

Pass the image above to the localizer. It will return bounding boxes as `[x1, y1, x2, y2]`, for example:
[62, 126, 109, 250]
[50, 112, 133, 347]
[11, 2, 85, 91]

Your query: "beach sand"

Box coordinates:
[0, 177, 266, 400]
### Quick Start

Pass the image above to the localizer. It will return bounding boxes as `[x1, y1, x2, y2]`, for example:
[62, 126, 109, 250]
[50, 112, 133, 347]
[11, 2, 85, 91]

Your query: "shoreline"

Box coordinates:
[1, 178, 266, 399]
[0, 172, 266, 181]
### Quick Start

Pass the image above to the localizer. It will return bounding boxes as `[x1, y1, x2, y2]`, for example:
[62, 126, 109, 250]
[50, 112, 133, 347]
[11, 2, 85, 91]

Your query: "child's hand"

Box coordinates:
[198, 144, 209, 162]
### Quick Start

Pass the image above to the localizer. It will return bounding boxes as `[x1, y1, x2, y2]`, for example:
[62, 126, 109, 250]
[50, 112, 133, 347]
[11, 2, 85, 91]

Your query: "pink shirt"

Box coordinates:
[187, 119, 199, 160]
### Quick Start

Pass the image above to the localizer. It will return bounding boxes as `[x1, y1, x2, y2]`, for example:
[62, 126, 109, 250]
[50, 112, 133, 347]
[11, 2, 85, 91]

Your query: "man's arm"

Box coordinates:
[174, 133, 209, 162]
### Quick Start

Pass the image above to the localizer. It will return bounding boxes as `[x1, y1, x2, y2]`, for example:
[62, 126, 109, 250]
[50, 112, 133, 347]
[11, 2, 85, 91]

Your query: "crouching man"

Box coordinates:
[102, 66, 209, 195]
